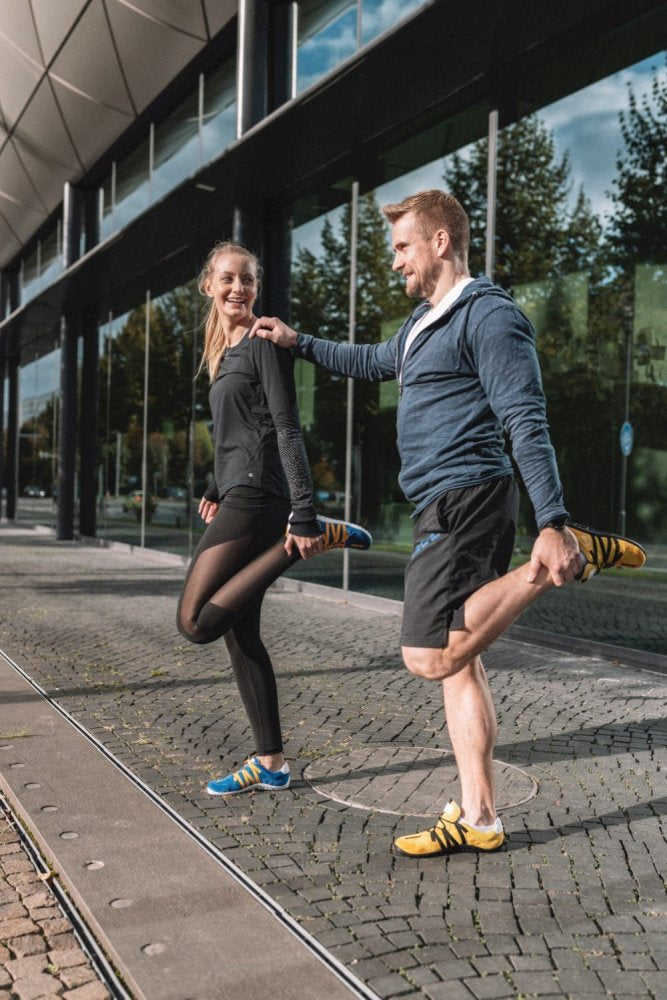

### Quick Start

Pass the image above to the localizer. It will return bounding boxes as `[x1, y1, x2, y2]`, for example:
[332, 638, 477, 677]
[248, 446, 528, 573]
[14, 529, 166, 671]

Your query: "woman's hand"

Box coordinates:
[284, 529, 324, 559]
[198, 498, 219, 524]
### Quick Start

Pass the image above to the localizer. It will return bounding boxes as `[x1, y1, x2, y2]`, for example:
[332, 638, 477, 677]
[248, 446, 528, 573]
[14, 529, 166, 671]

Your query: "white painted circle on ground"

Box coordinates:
[303, 745, 537, 817]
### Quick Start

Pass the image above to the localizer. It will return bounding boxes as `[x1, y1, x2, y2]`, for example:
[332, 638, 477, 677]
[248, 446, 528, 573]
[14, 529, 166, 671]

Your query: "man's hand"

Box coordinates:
[284, 529, 324, 559]
[526, 526, 582, 587]
[198, 498, 219, 524]
[249, 316, 298, 348]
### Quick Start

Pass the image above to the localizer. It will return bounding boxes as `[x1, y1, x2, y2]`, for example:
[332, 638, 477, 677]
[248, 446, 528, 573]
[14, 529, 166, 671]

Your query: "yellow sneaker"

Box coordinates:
[569, 522, 646, 582]
[394, 800, 504, 857]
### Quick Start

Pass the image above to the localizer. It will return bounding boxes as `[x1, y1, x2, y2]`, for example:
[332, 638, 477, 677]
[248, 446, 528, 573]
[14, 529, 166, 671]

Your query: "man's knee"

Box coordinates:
[402, 645, 450, 680]
[402, 637, 470, 680]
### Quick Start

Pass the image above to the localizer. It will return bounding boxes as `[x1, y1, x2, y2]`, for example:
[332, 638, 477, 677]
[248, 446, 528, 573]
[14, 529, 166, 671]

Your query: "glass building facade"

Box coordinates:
[2, 1, 665, 653]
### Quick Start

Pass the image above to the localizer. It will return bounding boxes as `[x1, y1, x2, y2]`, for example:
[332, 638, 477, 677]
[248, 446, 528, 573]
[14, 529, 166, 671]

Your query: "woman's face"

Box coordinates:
[206, 252, 258, 323]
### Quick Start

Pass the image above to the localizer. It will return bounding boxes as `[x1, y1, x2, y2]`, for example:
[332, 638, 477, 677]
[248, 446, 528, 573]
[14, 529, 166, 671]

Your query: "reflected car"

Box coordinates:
[23, 485, 47, 497]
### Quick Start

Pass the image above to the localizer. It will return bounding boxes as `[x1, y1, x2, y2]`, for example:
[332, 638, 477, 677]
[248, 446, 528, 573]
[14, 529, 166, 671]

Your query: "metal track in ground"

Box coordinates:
[0, 647, 381, 1000]
[0, 789, 133, 1000]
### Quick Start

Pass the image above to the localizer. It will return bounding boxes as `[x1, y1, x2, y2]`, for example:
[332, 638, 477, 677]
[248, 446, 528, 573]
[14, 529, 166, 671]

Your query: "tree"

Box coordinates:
[99, 281, 209, 491]
[607, 64, 667, 266]
[605, 61, 667, 539]
[443, 115, 601, 289]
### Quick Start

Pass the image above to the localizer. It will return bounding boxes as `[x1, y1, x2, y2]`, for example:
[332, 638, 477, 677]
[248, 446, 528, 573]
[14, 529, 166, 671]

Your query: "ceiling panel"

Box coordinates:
[0, 32, 44, 129]
[51, 0, 135, 116]
[203, 0, 237, 37]
[30, 0, 89, 64]
[1, 196, 47, 245]
[0, 140, 47, 213]
[13, 78, 82, 173]
[0, 214, 22, 259]
[106, 0, 204, 109]
[113, 0, 208, 40]
[0, 0, 43, 63]
[50, 78, 132, 170]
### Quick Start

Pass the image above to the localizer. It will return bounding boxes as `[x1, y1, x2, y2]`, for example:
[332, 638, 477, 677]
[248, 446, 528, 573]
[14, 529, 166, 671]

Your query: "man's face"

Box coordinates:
[391, 212, 442, 300]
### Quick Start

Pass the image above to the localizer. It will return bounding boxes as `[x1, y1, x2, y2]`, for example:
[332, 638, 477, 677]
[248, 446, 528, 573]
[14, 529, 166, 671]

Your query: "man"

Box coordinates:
[249, 190, 645, 857]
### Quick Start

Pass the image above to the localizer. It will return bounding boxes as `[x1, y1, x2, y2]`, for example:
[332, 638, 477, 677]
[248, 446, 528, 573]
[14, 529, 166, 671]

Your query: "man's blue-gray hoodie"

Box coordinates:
[294, 276, 568, 530]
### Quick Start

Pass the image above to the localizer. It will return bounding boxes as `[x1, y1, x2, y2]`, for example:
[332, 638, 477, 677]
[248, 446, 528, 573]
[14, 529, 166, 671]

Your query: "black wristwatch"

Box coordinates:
[542, 516, 569, 531]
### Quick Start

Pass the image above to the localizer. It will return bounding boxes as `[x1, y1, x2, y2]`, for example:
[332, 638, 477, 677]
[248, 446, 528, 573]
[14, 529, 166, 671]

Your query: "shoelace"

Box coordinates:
[588, 532, 622, 570]
[233, 759, 261, 787]
[431, 815, 468, 850]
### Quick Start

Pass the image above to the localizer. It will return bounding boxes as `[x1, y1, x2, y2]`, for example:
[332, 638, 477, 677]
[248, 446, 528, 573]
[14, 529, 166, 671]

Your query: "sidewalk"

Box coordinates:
[1, 524, 666, 999]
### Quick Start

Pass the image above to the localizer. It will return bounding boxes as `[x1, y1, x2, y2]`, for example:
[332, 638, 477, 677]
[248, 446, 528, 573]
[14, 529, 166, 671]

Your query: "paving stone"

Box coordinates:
[463, 974, 515, 998]
[60, 968, 97, 991]
[62, 983, 111, 1000]
[597, 969, 656, 993]
[7, 936, 47, 957]
[11, 973, 61, 998]
[4, 954, 48, 979]
[511, 971, 561, 995]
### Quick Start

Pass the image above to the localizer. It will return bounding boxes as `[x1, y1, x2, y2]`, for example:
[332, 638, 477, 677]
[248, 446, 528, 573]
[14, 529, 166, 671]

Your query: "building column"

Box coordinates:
[56, 314, 78, 539]
[268, 1, 296, 109]
[5, 353, 19, 520]
[0, 350, 5, 520]
[236, 0, 269, 138]
[57, 181, 83, 539]
[78, 308, 99, 537]
[3, 271, 20, 520]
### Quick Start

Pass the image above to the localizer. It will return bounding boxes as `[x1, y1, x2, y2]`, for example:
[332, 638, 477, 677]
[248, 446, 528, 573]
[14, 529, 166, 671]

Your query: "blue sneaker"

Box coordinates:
[317, 516, 372, 550]
[206, 757, 290, 796]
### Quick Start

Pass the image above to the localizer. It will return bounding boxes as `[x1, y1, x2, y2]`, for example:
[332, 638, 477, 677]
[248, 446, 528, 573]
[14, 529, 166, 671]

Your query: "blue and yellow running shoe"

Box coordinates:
[317, 516, 372, 551]
[206, 757, 290, 796]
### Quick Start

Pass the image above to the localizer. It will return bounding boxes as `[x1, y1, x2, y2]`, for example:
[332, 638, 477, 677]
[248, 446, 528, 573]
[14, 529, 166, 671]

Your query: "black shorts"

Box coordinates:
[401, 475, 519, 649]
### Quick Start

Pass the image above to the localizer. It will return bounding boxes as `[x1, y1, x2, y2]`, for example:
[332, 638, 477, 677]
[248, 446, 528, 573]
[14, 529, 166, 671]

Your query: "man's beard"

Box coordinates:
[406, 261, 440, 300]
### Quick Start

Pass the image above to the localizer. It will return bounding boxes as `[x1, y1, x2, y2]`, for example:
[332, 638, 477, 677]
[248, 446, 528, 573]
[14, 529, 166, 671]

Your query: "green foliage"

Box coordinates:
[444, 116, 602, 289]
[99, 281, 209, 489]
[607, 63, 667, 266]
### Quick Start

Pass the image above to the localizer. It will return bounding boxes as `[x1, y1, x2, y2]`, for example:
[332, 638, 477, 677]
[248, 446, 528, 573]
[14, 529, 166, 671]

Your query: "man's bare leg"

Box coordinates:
[403, 558, 553, 681]
[443, 656, 497, 825]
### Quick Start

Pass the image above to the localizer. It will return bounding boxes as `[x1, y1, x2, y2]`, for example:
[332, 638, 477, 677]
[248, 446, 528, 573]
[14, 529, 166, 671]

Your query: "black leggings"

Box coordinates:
[177, 489, 299, 755]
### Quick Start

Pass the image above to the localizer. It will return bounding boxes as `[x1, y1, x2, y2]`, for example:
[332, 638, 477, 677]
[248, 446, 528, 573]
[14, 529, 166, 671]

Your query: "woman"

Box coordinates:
[177, 241, 370, 796]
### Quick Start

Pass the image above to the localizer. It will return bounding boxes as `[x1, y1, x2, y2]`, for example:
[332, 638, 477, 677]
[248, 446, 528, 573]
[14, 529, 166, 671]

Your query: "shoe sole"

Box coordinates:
[569, 522, 647, 569]
[318, 516, 372, 550]
[206, 780, 290, 796]
[394, 840, 505, 858]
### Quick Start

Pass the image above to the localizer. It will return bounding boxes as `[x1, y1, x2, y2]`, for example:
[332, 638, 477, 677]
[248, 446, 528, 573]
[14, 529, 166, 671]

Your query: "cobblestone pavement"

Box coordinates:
[1, 530, 667, 999]
[0, 811, 110, 999]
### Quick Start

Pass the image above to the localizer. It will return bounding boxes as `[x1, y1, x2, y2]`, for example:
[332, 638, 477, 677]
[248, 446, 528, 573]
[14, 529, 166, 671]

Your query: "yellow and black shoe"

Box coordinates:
[569, 522, 646, 582]
[394, 800, 504, 857]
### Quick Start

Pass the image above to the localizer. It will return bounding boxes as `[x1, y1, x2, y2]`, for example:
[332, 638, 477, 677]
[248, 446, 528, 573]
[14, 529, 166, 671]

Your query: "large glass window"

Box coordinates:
[201, 62, 236, 162]
[296, 0, 428, 94]
[97, 282, 209, 556]
[152, 91, 200, 202]
[16, 347, 60, 528]
[113, 137, 151, 232]
[297, 1, 357, 94]
[19, 222, 64, 305]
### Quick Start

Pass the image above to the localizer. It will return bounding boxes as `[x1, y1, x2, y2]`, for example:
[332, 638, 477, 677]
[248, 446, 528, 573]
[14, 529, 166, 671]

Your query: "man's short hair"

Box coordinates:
[382, 190, 470, 264]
